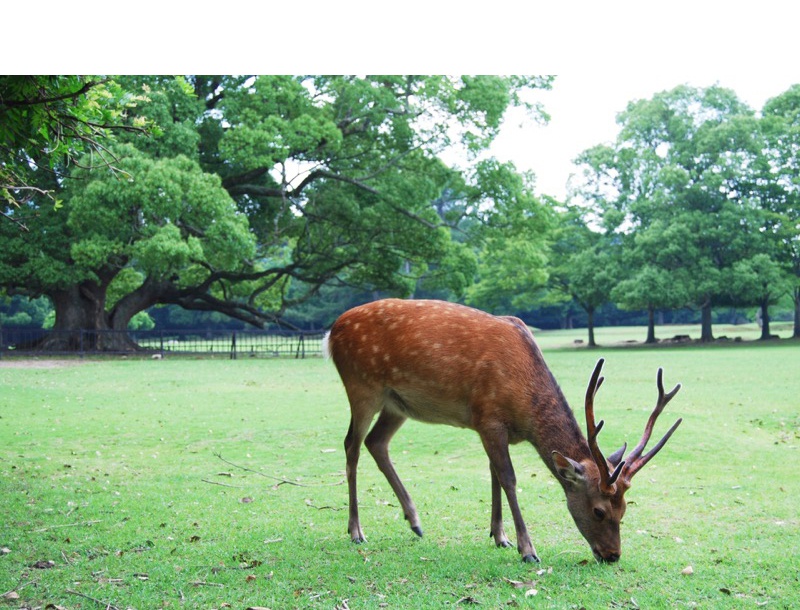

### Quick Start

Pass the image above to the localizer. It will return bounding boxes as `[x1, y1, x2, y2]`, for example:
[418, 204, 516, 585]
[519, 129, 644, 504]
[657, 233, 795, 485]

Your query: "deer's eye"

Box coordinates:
[593, 507, 606, 521]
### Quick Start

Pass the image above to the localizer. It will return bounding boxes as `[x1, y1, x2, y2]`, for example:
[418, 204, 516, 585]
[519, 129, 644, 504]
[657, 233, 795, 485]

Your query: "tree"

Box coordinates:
[575, 85, 763, 342]
[0, 76, 151, 229]
[464, 164, 553, 313]
[548, 210, 618, 347]
[612, 264, 689, 344]
[761, 85, 800, 338]
[1, 75, 554, 349]
[727, 254, 791, 340]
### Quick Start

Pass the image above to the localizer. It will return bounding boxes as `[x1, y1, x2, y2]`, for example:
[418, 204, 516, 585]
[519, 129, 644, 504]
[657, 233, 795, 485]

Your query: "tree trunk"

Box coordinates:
[700, 300, 714, 342]
[587, 306, 597, 347]
[38, 281, 140, 352]
[759, 300, 772, 340]
[794, 287, 800, 339]
[645, 306, 657, 344]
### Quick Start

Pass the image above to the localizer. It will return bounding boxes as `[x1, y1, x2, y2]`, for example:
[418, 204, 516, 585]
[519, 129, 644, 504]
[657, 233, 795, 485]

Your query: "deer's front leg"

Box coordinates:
[480, 432, 540, 563]
[489, 463, 513, 548]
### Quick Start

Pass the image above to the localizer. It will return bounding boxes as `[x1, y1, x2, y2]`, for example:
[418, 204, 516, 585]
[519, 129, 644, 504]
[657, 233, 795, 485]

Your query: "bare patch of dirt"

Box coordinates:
[0, 359, 83, 369]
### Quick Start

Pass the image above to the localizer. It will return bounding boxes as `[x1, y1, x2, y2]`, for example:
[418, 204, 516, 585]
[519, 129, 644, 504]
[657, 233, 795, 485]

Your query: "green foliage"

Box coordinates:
[66, 145, 256, 281]
[0, 295, 51, 328]
[2, 75, 554, 339]
[574, 83, 799, 339]
[128, 310, 155, 330]
[0, 76, 154, 219]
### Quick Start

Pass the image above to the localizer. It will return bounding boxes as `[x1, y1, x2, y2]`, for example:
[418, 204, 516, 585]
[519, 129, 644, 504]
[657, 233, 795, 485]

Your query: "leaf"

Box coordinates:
[681, 565, 694, 575]
[455, 596, 480, 605]
[30, 559, 56, 569]
[503, 578, 537, 589]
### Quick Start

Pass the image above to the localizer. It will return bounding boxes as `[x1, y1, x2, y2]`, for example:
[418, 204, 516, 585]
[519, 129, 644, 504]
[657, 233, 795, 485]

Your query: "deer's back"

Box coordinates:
[327, 299, 551, 432]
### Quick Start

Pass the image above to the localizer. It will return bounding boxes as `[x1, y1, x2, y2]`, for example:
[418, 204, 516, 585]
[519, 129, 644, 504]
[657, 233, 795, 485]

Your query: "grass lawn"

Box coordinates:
[0, 333, 798, 609]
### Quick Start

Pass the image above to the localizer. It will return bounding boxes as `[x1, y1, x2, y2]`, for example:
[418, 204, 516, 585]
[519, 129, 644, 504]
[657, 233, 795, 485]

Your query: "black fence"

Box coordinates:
[0, 328, 327, 359]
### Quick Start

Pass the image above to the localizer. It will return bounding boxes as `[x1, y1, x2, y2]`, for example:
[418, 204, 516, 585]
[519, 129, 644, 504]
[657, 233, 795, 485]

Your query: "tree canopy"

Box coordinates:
[573, 84, 799, 341]
[0, 75, 555, 348]
[0, 76, 152, 229]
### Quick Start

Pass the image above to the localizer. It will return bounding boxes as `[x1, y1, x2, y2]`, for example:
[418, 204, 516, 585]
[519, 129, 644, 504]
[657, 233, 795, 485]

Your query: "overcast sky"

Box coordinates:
[10, 1, 800, 207]
[490, 73, 800, 201]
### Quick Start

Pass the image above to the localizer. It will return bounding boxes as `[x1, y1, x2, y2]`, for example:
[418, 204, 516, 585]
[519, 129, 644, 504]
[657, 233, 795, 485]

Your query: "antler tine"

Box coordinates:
[623, 368, 682, 481]
[585, 359, 620, 492]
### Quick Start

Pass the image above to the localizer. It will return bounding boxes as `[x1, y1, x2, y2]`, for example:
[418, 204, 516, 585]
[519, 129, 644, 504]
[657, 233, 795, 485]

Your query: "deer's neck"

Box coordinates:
[527, 374, 592, 479]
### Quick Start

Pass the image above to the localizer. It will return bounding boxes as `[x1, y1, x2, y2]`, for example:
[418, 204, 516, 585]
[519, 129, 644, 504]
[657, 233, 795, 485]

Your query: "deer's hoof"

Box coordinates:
[522, 553, 541, 563]
[411, 525, 424, 538]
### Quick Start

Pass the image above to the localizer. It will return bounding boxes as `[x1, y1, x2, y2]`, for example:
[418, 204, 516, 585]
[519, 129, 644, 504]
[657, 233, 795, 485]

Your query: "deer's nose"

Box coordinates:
[602, 551, 620, 563]
[593, 547, 621, 563]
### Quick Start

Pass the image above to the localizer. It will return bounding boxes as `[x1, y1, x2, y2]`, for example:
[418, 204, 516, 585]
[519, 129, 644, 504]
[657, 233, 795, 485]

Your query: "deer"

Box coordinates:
[323, 298, 682, 563]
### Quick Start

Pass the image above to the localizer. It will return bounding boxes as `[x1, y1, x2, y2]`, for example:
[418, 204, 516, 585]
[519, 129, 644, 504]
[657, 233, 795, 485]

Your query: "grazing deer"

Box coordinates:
[324, 299, 682, 563]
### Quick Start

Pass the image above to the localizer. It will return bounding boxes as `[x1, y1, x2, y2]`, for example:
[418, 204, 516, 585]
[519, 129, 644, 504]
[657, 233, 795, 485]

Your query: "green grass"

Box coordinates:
[1, 336, 798, 609]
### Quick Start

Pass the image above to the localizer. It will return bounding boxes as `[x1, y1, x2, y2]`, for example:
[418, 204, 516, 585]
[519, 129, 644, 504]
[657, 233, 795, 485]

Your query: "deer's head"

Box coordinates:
[553, 359, 682, 562]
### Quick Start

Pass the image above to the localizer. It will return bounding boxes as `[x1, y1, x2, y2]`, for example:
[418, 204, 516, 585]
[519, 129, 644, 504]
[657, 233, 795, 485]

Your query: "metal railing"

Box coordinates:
[0, 328, 326, 359]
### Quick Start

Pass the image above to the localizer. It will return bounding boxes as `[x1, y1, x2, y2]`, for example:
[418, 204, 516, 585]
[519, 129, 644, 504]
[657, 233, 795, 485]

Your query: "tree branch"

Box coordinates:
[0, 79, 102, 108]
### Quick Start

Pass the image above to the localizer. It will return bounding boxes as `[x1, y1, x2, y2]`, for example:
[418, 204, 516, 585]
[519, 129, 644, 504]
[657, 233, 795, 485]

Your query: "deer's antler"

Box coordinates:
[585, 359, 625, 494]
[622, 368, 682, 484]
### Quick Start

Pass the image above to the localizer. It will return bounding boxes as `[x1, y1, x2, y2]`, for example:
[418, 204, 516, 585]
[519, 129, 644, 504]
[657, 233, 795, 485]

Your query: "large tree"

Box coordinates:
[575, 85, 765, 341]
[1, 75, 553, 349]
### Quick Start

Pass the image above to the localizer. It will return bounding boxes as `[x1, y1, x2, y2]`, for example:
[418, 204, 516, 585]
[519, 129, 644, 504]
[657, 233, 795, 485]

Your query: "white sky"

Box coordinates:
[9, 1, 800, 208]
[490, 73, 800, 201]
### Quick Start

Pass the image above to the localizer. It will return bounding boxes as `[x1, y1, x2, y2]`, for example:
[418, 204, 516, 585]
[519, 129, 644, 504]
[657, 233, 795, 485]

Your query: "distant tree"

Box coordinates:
[761, 85, 800, 338]
[464, 164, 553, 313]
[612, 264, 689, 343]
[727, 254, 791, 340]
[548, 211, 618, 347]
[575, 85, 763, 342]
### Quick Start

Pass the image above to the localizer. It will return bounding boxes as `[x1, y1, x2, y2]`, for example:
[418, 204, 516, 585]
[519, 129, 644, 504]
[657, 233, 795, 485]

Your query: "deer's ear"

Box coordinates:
[552, 451, 586, 485]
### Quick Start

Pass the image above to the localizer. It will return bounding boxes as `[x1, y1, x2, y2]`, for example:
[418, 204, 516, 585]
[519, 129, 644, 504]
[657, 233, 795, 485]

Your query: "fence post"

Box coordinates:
[230, 331, 237, 360]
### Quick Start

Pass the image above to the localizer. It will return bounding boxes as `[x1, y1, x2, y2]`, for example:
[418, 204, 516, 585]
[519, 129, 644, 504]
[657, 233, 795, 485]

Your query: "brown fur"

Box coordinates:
[326, 298, 681, 563]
